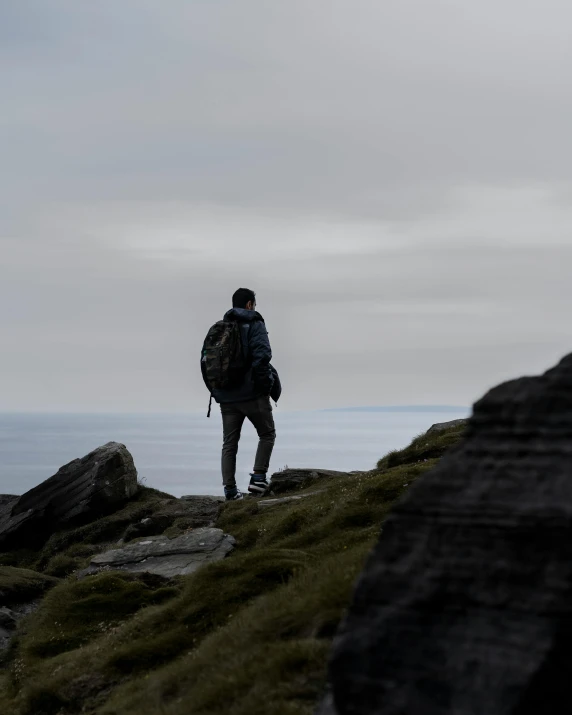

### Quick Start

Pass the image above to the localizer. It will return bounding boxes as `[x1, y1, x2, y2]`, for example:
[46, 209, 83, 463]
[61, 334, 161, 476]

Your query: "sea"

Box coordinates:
[0, 408, 469, 498]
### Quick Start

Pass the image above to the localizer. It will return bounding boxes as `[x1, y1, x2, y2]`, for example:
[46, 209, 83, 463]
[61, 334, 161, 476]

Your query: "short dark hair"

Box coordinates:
[232, 288, 256, 309]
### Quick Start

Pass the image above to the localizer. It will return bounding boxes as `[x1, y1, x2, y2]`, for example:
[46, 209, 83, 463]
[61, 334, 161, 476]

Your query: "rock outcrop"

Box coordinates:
[426, 417, 468, 434]
[121, 495, 224, 542]
[81, 527, 235, 578]
[326, 353, 572, 715]
[269, 468, 351, 494]
[0, 442, 138, 548]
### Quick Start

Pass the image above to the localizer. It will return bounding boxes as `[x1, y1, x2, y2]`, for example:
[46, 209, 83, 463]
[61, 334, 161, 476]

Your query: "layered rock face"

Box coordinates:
[327, 353, 572, 715]
[0, 442, 137, 548]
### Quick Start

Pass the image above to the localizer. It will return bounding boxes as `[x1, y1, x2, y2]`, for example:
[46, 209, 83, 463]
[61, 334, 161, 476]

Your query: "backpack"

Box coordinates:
[201, 320, 249, 416]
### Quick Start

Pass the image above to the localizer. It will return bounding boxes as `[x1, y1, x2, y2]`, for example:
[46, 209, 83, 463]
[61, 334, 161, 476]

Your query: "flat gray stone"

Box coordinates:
[85, 527, 235, 578]
[258, 490, 324, 508]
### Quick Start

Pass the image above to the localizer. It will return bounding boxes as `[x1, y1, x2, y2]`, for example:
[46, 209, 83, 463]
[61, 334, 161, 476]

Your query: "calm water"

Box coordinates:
[0, 410, 469, 498]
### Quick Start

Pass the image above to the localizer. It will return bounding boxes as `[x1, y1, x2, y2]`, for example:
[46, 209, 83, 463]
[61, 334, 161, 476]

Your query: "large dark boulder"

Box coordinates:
[0, 442, 138, 548]
[326, 353, 572, 715]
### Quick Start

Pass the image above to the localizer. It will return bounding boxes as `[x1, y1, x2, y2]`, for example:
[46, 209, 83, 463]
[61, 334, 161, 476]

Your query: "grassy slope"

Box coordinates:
[0, 424, 465, 715]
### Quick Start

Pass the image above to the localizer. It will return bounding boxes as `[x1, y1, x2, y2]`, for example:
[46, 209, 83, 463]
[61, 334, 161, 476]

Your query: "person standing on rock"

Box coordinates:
[201, 288, 281, 501]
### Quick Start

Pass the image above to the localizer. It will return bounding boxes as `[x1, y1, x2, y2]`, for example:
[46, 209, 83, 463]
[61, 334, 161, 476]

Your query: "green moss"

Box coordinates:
[0, 566, 59, 604]
[101, 545, 370, 715]
[376, 423, 466, 470]
[18, 572, 181, 663]
[0, 427, 465, 715]
[43, 554, 86, 578]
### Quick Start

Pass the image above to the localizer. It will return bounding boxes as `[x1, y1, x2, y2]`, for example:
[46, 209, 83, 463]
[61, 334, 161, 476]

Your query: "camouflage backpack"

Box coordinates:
[201, 320, 249, 415]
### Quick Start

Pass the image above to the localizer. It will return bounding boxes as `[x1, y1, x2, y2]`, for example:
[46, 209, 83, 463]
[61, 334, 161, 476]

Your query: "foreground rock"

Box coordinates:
[0, 442, 137, 548]
[269, 468, 351, 494]
[327, 352, 572, 715]
[81, 527, 235, 578]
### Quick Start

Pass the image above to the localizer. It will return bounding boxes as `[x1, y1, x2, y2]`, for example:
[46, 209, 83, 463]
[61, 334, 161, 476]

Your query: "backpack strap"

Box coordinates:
[207, 393, 213, 418]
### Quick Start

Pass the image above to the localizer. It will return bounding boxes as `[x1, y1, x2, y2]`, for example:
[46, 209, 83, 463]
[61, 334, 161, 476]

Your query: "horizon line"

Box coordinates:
[0, 404, 470, 416]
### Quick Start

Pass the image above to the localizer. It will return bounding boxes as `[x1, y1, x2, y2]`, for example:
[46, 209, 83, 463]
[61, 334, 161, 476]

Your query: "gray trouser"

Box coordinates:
[220, 396, 276, 488]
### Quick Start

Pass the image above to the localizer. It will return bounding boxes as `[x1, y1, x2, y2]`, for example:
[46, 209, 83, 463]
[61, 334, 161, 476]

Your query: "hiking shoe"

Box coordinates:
[248, 473, 270, 495]
[224, 487, 244, 501]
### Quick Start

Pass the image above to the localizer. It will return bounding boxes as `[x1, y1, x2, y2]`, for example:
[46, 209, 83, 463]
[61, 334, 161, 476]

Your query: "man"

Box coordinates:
[202, 288, 281, 501]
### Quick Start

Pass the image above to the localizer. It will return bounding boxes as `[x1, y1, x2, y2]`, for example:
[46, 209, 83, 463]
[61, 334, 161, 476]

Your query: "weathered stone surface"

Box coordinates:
[0, 601, 42, 652]
[425, 417, 468, 434]
[83, 527, 235, 578]
[177, 495, 225, 523]
[327, 353, 572, 715]
[269, 469, 350, 495]
[0, 442, 137, 548]
[122, 495, 224, 542]
[0, 607, 16, 631]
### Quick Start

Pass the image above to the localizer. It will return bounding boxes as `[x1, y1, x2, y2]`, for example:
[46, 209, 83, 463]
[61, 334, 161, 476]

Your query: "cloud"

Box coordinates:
[1, 1, 572, 410]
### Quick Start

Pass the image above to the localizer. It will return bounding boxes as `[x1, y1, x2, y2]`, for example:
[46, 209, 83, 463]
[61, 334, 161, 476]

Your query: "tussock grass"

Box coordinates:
[0, 567, 59, 605]
[0, 424, 465, 715]
[377, 424, 466, 470]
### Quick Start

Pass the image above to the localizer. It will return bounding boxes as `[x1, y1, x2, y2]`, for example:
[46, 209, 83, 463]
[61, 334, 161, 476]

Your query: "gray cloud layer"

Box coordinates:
[1, 1, 571, 411]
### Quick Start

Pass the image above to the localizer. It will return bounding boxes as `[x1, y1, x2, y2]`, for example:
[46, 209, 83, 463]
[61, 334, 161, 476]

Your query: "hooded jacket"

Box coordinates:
[203, 308, 281, 404]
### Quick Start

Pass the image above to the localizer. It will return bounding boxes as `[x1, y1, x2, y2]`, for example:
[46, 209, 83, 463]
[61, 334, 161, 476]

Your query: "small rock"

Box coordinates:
[268, 469, 351, 495]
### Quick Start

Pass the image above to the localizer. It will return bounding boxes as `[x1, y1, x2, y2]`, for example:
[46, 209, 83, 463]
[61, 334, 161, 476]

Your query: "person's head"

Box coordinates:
[232, 288, 256, 311]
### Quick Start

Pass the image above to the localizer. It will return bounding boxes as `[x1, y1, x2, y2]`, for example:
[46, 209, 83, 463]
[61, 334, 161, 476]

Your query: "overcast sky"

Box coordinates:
[1, 1, 571, 412]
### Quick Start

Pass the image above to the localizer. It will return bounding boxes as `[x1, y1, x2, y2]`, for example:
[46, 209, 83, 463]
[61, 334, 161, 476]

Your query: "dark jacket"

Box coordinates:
[205, 308, 281, 404]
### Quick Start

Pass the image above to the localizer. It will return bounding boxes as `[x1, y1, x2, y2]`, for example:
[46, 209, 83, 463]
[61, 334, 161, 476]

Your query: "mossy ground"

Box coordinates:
[0, 567, 59, 605]
[376, 423, 466, 470]
[0, 424, 465, 715]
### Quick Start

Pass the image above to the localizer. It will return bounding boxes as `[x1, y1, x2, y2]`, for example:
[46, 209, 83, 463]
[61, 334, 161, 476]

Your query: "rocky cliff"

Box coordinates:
[0, 407, 472, 714]
[326, 353, 572, 715]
